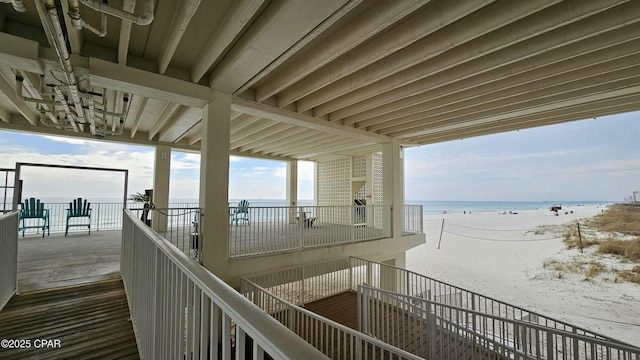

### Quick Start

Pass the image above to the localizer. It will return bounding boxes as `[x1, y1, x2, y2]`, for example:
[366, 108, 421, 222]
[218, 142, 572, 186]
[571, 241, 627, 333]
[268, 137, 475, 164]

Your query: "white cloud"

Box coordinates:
[41, 135, 91, 145]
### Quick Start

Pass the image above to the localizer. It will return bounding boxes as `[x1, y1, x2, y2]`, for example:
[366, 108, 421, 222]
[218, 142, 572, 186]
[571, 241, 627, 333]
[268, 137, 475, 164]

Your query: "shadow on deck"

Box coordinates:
[0, 279, 139, 359]
[304, 291, 504, 360]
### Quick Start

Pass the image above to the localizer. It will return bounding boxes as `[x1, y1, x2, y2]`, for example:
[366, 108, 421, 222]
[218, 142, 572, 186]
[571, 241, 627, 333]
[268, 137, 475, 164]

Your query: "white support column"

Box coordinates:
[199, 90, 231, 278]
[152, 145, 171, 233]
[286, 160, 298, 224]
[382, 140, 402, 239]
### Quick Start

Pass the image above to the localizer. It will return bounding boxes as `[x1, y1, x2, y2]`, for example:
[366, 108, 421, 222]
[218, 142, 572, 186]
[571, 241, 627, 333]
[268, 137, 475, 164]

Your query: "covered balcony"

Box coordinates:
[3, 209, 639, 359]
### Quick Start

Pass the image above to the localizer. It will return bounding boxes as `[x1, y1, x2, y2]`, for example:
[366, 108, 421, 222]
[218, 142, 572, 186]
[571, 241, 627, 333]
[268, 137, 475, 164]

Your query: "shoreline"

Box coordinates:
[407, 204, 640, 347]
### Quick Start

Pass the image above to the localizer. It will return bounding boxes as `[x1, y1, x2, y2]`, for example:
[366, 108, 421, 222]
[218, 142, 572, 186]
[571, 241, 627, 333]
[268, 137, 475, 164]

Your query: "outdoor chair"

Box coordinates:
[65, 197, 92, 236]
[231, 200, 250, 226]
[18, 198, 50, 237]
[299, 211, 317, 228]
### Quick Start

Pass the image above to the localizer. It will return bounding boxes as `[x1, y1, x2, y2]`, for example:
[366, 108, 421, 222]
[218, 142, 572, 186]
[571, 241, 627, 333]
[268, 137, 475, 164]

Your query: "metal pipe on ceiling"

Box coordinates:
[78, 0, 154, 26]
[67, 0, 107, 37]
[43, 0, 94, 134]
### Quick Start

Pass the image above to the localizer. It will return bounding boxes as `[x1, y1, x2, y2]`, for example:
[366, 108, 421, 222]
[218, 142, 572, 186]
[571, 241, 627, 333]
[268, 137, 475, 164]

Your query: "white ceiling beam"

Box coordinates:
[118, 0, 136, 64]
[296, 0, 576, 116]
[393, 84, 640, 139]
[348, 35, 640, 127]
[380, 70, 640, 136]
[275, 0, 495, 107]
[300, 0, 604, 114]
[148, 102, 181, 140]
[208, 0, 351, 92]
[228, 149, 294, 162]
[256, 132, 334, 156]
[330, 7, 640, 122]
[0, 105, 9, 123]
[89, 58, 210, 108]
[231, 97, 391, 144]
[230, 122, 291, 150]
[230, 118, 276, 144]
[236, 0, 366, 95]
[364, 53, 640, 131]
[254, 0, 428, 102]
[298, 142, 379, 160]
[129, 96, 147, 138]
[230, 114, 262, 136]
[190, 0, 268, 83]
[158, 0, 201, 74]
[412, 96, 640, 144]
[241, 128, 319, 154]
[277, 137, 357, 158]
[159, 106, 200, 142]
[0, 71, 37, 125]
[0, 119, 201, 152]
[0, 33, 43, 74]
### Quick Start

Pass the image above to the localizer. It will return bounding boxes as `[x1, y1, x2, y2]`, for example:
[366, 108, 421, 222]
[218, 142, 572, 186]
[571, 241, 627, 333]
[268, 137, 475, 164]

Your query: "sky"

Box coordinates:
[404, 112, 640, 202]
[0, 111, 638, 203]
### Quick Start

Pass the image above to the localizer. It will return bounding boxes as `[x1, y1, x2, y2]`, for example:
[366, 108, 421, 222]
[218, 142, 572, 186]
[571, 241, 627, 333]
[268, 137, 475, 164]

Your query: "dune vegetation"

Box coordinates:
[541, 204, 640, 284]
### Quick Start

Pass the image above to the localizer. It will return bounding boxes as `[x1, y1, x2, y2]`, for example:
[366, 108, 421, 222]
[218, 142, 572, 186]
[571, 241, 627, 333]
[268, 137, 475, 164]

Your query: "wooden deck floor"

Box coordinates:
[304, 291, 503, 360]
[18, 230, 121, 292]
[0, 279, 139, 360]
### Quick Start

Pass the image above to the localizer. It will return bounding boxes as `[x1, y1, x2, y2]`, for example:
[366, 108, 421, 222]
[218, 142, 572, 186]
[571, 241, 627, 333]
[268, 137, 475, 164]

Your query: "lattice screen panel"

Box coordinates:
[352, 154, 366, 178]
[373, 152, 383, 227]
[317, 157, 351, 224]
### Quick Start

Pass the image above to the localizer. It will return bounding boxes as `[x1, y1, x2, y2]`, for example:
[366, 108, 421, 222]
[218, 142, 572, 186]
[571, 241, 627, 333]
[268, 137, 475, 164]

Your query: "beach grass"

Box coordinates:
[544, 204, 640, 284]
[587, 204, 640, 236]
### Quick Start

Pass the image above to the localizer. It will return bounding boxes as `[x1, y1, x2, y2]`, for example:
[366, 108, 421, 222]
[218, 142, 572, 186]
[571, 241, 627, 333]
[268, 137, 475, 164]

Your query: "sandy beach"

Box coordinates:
[406, 204, 640, 347]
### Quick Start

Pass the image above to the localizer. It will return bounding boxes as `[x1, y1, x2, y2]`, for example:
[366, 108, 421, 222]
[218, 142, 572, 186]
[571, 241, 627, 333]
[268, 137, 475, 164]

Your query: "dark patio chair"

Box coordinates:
[19, 198, 50, 237]
[231, 200, 250, 226]
[65, 197, 92, 236]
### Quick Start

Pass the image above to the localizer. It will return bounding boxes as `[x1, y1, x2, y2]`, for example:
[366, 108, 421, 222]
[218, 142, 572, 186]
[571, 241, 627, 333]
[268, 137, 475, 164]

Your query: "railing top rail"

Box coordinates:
[242, 278, 423, 360]
[349, 256, 634, 346]
[0, 210, 19, 219]
[359, 284, 640, 354]
[123, 210, 328, 359]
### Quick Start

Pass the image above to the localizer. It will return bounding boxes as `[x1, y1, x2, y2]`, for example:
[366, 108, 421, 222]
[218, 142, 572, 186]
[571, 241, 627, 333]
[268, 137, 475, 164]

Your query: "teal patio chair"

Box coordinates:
[231, 200, 250, 226]
[19, 198, 50, 237]
[65, 197, 92, 236]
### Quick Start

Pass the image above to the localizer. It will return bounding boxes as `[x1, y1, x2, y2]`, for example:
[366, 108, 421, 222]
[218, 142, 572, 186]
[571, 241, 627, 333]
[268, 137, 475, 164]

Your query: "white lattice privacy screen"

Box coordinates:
[317, 157, 351, 224]
[317, 152, 403, 227]
[352, 154, 366, 178]
[372, 152, 383, 227]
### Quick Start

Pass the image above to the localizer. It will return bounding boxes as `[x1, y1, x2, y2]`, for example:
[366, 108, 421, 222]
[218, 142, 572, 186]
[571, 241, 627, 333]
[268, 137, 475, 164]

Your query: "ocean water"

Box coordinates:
[405, 200, 610, 215]
[4, 197, 610, 216]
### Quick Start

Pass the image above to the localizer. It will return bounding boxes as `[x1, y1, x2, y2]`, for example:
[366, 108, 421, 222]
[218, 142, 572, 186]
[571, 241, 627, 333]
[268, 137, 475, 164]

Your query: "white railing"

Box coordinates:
[240, 277, 422, 360]
[244, 256, 634, 349]
[129, 207, 202, 262]
[0, 211, 19, 311]
[242, 258, 352, 306]
[15, 201, 198, 235]
[229, 205, 391, 258]
[120, 209, 327, 360]
[358, 285, 640, 360]
[403, 204, 423, 233]
[348, 257, 634, 348]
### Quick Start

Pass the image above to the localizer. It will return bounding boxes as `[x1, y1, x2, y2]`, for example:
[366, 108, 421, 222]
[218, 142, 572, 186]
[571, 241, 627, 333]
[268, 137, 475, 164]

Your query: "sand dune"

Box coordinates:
[407, 204, 640, 347]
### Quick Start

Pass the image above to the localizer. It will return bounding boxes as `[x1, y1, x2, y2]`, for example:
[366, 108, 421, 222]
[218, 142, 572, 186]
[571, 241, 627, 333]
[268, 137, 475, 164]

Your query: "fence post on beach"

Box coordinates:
[577, 223, 583, 253]
[437, 219, 445, 249]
